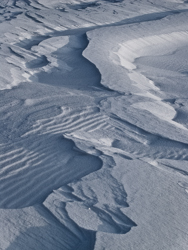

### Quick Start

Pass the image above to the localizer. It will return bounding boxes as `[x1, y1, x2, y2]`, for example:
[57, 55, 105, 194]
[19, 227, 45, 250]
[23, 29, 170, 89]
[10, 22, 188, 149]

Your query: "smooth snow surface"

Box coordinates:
[0, 0, 188, 249]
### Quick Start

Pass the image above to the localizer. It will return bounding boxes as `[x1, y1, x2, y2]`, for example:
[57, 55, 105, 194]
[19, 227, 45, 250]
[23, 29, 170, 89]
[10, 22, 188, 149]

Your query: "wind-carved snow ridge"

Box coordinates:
[1, 0, 188, 249]
[114, 31, 188, 130]
[0, 20, 136, 249]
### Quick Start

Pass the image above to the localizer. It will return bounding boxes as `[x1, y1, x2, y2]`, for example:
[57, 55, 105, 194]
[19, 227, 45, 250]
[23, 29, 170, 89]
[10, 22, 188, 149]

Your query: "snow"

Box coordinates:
[0, 0, 188, 249]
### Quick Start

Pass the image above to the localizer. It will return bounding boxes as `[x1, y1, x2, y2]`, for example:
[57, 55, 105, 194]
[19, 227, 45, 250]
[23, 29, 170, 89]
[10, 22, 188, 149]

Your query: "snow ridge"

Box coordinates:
[0, 0, 188, 249]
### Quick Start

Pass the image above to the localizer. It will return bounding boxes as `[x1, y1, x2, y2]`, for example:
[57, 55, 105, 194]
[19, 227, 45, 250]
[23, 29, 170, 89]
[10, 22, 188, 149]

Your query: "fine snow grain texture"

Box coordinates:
[0, 0, 188, 249]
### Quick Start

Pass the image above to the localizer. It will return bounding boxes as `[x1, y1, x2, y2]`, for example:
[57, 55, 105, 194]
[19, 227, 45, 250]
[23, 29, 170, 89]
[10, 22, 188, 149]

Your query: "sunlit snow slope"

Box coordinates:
[0, 0, 188, 249]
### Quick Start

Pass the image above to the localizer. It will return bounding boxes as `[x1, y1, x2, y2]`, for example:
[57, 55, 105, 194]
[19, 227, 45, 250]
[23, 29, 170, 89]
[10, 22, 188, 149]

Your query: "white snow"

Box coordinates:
[0, 0, 188, 249]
